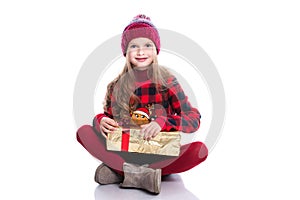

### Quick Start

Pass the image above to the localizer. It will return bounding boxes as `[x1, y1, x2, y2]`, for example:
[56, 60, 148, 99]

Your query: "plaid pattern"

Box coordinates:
[94, 74, 200, 133]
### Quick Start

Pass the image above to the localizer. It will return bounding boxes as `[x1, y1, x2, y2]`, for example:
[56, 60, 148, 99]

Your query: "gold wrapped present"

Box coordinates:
[106, 127, 181, 156]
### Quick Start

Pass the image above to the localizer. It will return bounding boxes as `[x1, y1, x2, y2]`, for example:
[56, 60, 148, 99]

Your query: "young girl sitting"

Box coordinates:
[76, 14, 208, 194]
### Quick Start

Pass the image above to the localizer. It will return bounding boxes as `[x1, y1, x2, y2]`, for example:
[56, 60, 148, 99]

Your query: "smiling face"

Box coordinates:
[131, 112, 150, 125]
[127, 37, 157, 70]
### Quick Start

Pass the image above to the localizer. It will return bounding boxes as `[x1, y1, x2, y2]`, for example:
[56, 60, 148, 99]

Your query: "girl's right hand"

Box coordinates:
[100, 117, 119, 138]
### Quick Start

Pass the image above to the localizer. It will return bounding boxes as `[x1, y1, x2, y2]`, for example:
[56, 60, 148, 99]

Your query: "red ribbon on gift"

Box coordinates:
[121, 129, 130, 151]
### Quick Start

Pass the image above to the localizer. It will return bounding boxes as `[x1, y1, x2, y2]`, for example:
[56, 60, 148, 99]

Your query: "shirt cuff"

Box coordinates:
[154, 116, 166, 129]
[93, 113, 106, 133]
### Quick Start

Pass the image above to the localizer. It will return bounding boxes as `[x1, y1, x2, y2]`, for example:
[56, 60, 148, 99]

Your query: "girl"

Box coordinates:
[76, 14, 208, 194]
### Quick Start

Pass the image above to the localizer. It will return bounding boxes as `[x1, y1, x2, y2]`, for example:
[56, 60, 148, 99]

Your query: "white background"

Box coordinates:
[1, 0, 299, 199]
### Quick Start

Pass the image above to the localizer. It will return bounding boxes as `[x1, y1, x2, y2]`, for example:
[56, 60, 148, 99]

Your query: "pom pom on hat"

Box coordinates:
[121, 14, 160, 56]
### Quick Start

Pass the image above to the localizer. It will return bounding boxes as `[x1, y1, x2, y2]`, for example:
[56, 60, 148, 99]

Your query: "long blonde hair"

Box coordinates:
[104, 52, 172, 121]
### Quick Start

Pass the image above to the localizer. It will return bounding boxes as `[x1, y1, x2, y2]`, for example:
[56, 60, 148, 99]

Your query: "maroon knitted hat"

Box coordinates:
[121, 14, 160, 56]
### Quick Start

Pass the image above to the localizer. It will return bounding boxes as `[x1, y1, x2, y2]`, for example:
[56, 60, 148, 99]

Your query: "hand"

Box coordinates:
[140, 121, 162, 141]
[100, 117, 119, 138]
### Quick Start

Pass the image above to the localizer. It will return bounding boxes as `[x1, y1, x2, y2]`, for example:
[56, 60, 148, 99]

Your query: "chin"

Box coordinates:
[134, 66, 149, 70]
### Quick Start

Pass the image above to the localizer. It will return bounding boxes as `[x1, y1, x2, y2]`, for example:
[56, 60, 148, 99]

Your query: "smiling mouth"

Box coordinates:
[136, 58, 147, 62]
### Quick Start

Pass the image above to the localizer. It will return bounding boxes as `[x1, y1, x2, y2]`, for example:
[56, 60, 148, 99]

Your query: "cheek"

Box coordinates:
[148, 54, 155, 62]
[128, 52, 136, 62]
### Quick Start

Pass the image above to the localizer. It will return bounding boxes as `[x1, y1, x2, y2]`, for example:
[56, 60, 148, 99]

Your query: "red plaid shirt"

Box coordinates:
[94, 69, 200, 133]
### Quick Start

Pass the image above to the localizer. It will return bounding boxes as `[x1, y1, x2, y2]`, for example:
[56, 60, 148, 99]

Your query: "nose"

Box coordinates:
[137, 48, 144, 55]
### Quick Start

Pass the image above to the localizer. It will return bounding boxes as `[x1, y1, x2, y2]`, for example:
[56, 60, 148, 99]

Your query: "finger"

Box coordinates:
[147, 132, 155, 141]
[140, 124, 148, 135]
[101, 117, 118, 128]
[103, 122, 118, 131]
[101, 126, 114, 134]
[101, 126, 109, 134]
[140, 124, 149, 132]
[101, 131, 108, 139]
[102, 123, 112, 131]
[144, 124, 158, 139]
[151, 131, 159, 138]
[149, 126, 161, 139]
[149, 129, 158, 139]
[143, 131, 151, 141]
[141, 127, 151, 140]
[106, 119, 119, 127]
[144, 129, 155, 140]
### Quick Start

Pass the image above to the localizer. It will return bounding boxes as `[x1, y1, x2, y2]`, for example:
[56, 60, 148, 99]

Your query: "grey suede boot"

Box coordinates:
[120, 162, 161, 194]
[94, 163, 123, 185]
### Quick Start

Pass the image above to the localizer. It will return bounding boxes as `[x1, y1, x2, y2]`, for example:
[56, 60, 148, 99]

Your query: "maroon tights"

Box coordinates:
[76, 125, 208, 176]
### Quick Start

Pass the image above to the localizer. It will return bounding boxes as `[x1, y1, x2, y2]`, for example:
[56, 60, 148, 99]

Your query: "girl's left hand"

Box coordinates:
[140, 121, 162, 141]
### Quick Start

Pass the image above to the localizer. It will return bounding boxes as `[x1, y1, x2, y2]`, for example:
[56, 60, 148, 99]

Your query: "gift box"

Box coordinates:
[106, 127, 181, 156]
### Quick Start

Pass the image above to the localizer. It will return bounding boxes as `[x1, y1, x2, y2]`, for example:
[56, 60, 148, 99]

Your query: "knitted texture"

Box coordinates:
[121, 14, 160, 56]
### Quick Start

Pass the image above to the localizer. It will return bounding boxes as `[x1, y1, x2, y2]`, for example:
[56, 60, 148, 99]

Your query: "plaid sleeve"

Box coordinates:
[92, 87, 115, 132]
[155, 76, 201, 133]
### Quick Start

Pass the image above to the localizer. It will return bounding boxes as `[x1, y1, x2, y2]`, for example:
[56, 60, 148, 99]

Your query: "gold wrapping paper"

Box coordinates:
[106, 127, 181, 156]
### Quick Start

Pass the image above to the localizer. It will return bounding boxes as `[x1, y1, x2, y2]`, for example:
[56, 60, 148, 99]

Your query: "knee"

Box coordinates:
[197, 142, 208, 160]
[76, 125, 93, 143]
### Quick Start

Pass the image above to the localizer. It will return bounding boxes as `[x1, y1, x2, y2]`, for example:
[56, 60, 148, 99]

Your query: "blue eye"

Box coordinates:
[130, 44, 138, 49]
[145, 43, 153, 48]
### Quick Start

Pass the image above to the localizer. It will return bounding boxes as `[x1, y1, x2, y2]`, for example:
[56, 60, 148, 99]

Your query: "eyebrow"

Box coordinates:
[129, 41, 153, 46]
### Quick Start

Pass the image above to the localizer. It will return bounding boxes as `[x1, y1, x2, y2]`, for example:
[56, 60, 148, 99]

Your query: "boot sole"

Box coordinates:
[154, 169, 162, 194]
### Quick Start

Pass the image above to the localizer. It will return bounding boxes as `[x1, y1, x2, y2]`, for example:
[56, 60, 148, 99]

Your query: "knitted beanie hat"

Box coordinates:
[121, 14, 160, 56]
